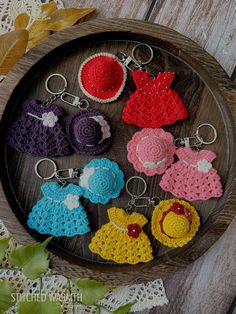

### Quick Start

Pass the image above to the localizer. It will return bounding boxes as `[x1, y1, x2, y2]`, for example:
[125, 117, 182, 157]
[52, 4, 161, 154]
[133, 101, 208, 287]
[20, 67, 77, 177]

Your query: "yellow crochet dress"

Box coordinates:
[89, 207, 153, 264]
[151, 198, 200, 248]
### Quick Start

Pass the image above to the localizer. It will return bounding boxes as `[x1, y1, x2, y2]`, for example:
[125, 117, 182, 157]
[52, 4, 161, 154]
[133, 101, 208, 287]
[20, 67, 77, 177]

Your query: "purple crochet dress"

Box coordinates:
[6, 99, 72, 157]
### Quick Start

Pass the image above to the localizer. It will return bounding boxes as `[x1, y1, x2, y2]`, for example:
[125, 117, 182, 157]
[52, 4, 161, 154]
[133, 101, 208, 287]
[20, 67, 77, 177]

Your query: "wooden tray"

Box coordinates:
[0, 19, 236, 285]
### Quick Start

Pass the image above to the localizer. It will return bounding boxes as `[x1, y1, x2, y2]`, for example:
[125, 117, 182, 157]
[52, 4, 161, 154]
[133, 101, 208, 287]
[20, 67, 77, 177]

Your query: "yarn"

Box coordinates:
[79, 158, 125, 204]
[127, 128, 176, 176]
[160, 147, 223, 201]
[27, 182, 90, 237]
[78, 53, 127, 103]
[151, 199, 200, 248]
[68, 108, 111, 155]
[6, 99, 72, 157]
[89, 207, 153, 264]
[122, 70, 189, 128]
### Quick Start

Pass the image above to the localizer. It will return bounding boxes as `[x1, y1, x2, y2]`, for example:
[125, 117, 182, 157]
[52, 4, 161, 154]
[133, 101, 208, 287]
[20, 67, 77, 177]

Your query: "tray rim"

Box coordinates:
[0, 18, 236, 283]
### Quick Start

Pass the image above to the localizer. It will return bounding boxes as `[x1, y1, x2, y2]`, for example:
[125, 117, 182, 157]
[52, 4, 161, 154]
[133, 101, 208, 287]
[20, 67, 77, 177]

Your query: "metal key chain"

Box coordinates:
[116, 43, 154, 72]
[174, 123, 217, 150]
[45, 73, 90, 109]
[35, 158, 79, 185]
[125, 176, 160, 214]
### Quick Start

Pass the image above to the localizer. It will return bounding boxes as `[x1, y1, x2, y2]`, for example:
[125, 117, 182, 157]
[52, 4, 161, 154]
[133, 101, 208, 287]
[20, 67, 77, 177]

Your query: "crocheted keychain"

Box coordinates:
[151, 198, 200, 248]
[6, 73, 91, 157]
[45, 73, 112, 155]
[78, 43, 154, 103]
[160, 123, 223, 201]
[79, 158, 125, 204]
[127, 128, 176, 176]
[67, 108, 112, 155]
[27, 158, 90, 237]
[7, 72, 113, 156]
[89, 176, 154, 264]
[124, 177, 200, 249]
[122, 71, 189, 128]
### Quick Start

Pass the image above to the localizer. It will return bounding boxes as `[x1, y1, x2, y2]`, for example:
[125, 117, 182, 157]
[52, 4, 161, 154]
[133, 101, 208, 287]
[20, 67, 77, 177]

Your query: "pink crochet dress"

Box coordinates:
[160, 147, 223, 201]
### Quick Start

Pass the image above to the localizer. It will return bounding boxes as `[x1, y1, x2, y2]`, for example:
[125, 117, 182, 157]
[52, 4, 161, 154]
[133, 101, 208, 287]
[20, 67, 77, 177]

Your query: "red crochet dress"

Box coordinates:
[122, 71, 189, 128]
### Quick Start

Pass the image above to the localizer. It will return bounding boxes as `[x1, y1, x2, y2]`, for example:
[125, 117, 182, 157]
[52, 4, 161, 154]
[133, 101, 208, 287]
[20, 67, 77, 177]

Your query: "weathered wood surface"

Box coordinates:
[67, 0, 236, 77]
[0, 1, 235, 313]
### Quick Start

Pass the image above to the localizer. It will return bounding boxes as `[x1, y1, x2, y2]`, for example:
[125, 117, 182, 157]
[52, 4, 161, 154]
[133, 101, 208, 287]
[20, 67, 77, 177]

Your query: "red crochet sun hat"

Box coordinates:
[122, 70, 189, 128]
[78, 53, 127, 103]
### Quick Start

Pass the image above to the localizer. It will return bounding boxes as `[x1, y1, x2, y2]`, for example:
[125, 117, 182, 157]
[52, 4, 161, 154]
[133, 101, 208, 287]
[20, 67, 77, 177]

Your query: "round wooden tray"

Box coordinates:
[0, 19, 236, 285]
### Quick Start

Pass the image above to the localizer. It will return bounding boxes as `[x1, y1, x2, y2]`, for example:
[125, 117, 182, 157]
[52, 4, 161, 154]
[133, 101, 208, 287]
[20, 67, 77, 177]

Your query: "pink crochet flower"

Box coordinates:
[127, 128, 176, 176]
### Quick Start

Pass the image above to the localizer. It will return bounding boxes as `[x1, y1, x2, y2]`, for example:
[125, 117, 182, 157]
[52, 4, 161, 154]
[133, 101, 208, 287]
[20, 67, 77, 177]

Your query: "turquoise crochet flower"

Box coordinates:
[79, 158, 125, 204]
[27, 182, 90, 237]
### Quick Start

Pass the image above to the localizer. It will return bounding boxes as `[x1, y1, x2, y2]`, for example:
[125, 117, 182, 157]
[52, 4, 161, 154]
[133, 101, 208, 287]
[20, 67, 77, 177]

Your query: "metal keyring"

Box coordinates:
[131, 43, 154, 65]
[125, 176, 147, 197]
[45, 73, 68, 95]
[78, 99, 90, 110]
[196, 123, 217, 145]
[35, 158, 57, 180]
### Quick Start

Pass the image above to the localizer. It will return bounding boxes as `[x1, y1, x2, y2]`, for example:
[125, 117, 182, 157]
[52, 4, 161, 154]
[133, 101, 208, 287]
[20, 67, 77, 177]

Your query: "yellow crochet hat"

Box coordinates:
[151, 198, 200, 248]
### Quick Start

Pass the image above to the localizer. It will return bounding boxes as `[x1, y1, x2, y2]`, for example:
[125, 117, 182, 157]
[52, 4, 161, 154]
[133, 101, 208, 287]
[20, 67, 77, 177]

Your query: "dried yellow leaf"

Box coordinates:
[29, 20, 49, 37]
[0, 30, 28, 75]
[46, 8, 95, 31]
[27, 30, 51, 49]
[41, 1, 57, 15]
[14, 13, 30, 30]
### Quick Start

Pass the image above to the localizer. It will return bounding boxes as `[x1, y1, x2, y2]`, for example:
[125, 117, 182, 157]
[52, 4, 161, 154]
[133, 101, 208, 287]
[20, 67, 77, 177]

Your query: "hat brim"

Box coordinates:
[78, 53, 127, 104]
[68, 109, 112, 155]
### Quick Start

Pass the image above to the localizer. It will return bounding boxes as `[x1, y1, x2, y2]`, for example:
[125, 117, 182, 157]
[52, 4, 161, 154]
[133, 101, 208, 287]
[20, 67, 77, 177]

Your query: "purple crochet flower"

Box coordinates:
[6, 99, 72, 157]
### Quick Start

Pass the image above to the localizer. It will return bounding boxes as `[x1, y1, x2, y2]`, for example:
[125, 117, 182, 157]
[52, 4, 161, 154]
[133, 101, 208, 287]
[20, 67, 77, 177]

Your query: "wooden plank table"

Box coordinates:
[61, 1, 236, 313]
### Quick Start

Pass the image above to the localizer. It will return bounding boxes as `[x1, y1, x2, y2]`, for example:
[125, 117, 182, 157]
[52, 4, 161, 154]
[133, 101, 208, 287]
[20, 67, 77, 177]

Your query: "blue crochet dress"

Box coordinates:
[27, 182, 90, 237]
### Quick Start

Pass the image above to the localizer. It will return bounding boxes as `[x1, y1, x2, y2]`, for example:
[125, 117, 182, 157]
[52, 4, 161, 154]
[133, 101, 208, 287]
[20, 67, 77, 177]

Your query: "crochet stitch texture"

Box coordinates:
[27, 182, 90, 237]
[78, 53, 127, 103]
[127, 128, 176, 176]
[151, 199, 200, 248]
[89, 207, 153, 264]
[79, 158, 125, 204]
[122, 70, 189, 128]
[160, 147, 223, 201]
[6, 99, 72, 157]
[68, 108, 112, 155]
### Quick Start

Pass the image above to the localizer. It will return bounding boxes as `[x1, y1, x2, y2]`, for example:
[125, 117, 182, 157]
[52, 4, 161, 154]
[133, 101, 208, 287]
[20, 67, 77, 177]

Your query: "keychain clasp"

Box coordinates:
[125, 176, 160, 213]
[45, 73, 89, 109]
[117, 43, 154, 72]
[174, 123, 217, 150]
[35, 158, 79, 181]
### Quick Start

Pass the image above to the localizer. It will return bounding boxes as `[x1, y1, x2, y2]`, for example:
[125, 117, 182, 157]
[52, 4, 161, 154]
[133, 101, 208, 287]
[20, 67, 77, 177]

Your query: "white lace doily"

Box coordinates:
[0, 0, 64, 35]
[0, 0, 64, 84]
[0, 218, 168, 313]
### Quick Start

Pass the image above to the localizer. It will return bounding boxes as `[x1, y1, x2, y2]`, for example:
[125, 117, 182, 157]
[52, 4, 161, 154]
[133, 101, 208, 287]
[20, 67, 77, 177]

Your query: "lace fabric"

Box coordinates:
[0, 218, 168, 313]
[0, 0, 64, 34]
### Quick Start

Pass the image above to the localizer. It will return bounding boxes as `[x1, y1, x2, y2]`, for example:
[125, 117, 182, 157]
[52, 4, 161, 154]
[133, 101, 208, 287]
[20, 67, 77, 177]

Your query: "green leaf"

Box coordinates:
[0, 280, 15, 314]
[113, 302, 136, 314]
[17, 295, 61, 314]
[74, 278, 113, 305]
[0, 237, 11, 263]
[10, 237, 52, 279]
